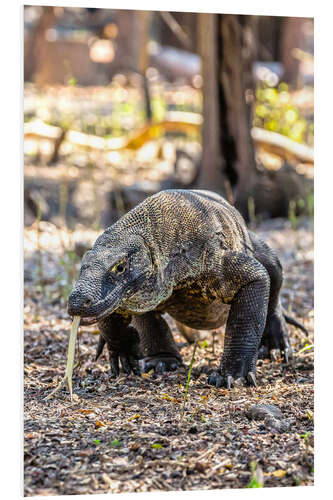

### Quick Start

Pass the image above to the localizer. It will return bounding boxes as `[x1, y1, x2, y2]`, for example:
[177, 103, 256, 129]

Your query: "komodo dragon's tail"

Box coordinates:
[283, 309, 308, 335]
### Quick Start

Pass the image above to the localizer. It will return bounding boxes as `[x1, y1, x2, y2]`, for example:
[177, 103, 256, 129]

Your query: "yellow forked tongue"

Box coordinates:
[45, 315, 80, 401]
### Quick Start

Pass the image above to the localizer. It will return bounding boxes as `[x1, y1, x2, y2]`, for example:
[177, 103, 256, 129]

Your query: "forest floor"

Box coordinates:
[24, 217, 314, 495]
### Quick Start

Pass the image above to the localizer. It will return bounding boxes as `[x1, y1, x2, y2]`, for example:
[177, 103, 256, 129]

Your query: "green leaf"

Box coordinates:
[110, 439, 121, 448]
[152, 443, 163, 449]
[94, 439, 101, 445]
[246, 478, 263, 488]
[68, 76, 77, 87]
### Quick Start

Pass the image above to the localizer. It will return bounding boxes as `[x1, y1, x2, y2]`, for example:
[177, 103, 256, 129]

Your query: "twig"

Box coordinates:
[159, 11, 192, 50]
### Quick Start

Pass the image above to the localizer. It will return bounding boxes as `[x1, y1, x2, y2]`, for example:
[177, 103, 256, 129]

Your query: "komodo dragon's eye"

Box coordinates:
[110, 259, 127, 275]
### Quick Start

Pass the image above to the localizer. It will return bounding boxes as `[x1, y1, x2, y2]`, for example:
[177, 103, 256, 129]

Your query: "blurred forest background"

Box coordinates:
[24, 4, 314, 336]
[24, 8, 314, 495]
[24, 6, 314, 230]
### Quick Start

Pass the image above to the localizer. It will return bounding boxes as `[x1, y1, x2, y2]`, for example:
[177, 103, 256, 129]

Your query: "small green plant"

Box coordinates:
[288, 200, 299, 230]
[151, 443, 163, 449]
[246, 461, 264, 488]
[68, 76, 77, 87]
[180, 340, 198, 421]
[296, 344, 314, 356]
[306, 192, 314, 219]
[94, 439, 101, 445]
[110, 439, 121, 448]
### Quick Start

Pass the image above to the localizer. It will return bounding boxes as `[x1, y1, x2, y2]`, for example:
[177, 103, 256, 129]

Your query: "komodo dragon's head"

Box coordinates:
[67, 229, 166, 325]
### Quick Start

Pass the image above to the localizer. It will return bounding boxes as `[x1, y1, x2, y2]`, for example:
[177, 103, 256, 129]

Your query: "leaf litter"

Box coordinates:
[24, 217, 313, 495]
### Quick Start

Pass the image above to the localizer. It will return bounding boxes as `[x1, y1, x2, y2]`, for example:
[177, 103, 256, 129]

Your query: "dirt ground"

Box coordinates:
[24, 217, 314, 496]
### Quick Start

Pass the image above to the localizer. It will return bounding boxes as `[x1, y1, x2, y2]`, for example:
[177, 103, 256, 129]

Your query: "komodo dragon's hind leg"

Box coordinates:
[132, 312, 183, 374]
[249, 232, 293, 362]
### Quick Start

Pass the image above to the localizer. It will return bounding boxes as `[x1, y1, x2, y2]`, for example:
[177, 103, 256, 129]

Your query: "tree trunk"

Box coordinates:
[110, 10, 152, 121]
[24, 6, 57, 82]
[280, 17, 307, 86]
[196, 14, 226, 193]
[196, 14, 258, 214]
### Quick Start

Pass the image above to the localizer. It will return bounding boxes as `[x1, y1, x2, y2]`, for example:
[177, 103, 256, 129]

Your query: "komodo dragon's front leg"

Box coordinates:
[207, 252, 270, 389]
[131, 312, 183, 373]
[97, 313, 142, 378]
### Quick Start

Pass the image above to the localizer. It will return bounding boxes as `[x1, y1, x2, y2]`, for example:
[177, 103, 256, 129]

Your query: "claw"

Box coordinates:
[208, 372, 217, 386]
[120, 356, 131, 375]
[215, 375, 223, 389]
[109, 354, 119, 378]
[247, 371, 257, 387]
[155, 361, 166, 374]
[144, 361, 154, 373]
[129, 356, 141, 376]
[270, 349, 278, 362]
[226, 375, 233, 389]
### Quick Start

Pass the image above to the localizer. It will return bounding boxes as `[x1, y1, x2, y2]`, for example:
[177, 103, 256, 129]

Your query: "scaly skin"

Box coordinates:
[68, 189, 306, 389]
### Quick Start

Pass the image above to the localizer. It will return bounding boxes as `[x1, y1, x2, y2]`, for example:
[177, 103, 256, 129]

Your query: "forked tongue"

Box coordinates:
[45, 315, 80, 401]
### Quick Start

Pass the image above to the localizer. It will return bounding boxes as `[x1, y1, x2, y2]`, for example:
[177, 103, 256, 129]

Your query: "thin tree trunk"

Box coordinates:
[196, 13, 225, 192]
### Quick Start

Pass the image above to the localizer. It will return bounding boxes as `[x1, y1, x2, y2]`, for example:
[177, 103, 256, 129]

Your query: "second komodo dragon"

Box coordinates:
[68, 189, 307, 389]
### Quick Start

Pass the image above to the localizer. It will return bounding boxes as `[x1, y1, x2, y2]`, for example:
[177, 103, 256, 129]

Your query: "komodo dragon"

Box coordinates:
[68, 189, 307, 389]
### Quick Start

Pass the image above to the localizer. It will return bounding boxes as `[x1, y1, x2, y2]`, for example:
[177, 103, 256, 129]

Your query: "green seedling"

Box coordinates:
[288, 200, 298, 230]
[110, 439, 121, 448]
[246, 460, 264, 488]
[151, 443, 163, 450]
[180, 340, 198, 422]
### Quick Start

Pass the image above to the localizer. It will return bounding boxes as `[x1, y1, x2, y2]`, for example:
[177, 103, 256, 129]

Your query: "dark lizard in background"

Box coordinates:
[68, 189, 307, 389]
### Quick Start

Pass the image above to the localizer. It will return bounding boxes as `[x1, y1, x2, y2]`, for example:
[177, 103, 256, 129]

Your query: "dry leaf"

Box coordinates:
[272, 469, 287, 478]
[95, 420, 106, 428]
[128, 414, 140, 421]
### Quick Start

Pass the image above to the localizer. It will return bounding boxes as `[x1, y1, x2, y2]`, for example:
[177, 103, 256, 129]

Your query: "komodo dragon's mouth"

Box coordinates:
[75, 302, 121, 326]
[69, 290, 124, 326]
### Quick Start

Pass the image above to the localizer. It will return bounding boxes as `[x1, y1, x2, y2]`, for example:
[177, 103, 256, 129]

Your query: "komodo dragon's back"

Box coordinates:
[136, 188, 253, 255]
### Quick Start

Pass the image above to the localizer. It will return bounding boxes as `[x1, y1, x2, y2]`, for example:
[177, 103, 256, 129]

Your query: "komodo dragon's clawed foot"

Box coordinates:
[207, 369, 257, 389]
[258, 344, 292, 363]
[108, 352, 141, 378]
[258, 311, 293, 363]
[142, 354, 182, 374]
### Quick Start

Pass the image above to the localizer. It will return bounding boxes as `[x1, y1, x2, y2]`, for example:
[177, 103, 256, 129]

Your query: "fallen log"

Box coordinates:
[24, 117, 313, 165]
[251, 127, 314, 164]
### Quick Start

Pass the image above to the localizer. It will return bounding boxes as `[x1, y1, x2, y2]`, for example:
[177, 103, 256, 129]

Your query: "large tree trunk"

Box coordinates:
[196, 14, 258, 215]
[24, 6, 57, 82]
